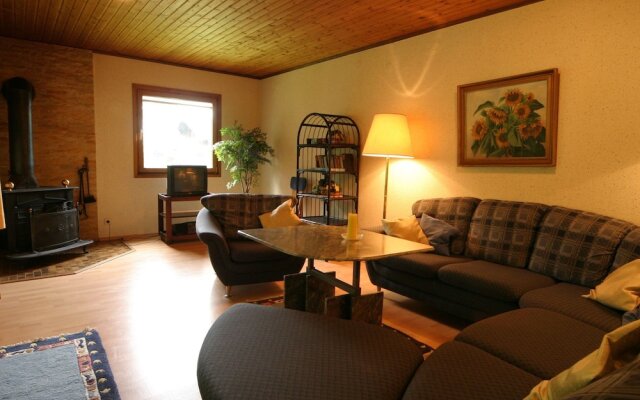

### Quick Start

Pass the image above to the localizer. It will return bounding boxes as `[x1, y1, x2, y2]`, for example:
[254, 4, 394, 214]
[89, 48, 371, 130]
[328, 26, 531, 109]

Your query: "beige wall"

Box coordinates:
[260, 0, 640, 228]
[94, 54, 260, 239]
[0, 37, 98, 240]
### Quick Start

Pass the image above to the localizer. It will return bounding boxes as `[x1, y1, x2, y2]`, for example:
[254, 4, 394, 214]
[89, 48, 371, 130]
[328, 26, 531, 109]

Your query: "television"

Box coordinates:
[166, 165, 208, 197]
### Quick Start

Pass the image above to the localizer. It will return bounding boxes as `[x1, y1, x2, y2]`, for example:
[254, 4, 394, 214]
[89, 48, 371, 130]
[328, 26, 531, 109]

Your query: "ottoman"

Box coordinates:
[197, 303, 424, 400]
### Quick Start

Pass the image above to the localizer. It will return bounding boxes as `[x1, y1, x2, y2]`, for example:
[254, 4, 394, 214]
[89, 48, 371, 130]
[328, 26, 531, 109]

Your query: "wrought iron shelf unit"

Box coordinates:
[297, 193, 358, 201]
[295, 113, 359, 226]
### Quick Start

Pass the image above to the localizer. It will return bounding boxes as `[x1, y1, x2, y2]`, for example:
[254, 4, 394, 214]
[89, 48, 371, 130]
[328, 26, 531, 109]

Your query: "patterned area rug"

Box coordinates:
[250, 295, 433, 355]
[0, 328, 120, 400]
[0, 241, 133, 284]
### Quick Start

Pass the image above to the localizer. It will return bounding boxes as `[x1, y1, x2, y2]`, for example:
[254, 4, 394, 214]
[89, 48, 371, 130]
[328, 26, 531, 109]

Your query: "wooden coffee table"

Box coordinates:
[239, 224, 433, 324]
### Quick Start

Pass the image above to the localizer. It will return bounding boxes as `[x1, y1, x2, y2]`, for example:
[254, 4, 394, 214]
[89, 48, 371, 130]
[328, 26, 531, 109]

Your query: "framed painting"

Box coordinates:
[457, 69, 559, 166]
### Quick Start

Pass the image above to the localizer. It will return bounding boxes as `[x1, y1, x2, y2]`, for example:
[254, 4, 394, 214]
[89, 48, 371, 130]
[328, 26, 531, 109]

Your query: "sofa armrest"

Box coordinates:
[196, 208, 230, 254]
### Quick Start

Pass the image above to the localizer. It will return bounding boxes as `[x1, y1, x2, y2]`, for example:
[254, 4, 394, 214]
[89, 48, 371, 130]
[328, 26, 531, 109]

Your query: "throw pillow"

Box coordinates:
[583, 258, 640, 312]
[563, 355, 640, 400]
[524, 319, 640, 400]
[419, 214, 460, 256]
[382, 216, 429, 245]
[258, 200, 302, 228]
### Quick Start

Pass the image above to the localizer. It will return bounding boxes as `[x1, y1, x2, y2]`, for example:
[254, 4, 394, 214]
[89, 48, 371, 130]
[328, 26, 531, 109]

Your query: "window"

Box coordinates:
[133, 84, 221, 177]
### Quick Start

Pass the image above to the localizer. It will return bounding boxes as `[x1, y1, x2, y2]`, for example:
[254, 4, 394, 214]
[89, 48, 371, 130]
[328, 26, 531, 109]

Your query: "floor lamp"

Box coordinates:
[362, 114, 414, 220]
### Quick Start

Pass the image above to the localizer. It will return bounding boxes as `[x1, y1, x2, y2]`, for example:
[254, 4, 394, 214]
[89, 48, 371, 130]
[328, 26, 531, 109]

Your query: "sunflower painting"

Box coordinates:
[458, 69, 559, 166]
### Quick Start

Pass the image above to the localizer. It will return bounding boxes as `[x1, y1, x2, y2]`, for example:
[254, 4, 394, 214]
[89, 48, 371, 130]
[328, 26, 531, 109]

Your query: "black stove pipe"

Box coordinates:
[2, 76, 39, 188]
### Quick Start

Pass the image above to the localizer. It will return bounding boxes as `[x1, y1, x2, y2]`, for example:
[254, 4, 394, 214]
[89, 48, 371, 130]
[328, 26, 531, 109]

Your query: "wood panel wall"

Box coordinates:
[0, 36, 98, 240]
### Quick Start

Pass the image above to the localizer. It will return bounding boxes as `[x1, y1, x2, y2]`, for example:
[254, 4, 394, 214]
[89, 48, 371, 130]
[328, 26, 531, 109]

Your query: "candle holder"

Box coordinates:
[341, 232, 364, 241]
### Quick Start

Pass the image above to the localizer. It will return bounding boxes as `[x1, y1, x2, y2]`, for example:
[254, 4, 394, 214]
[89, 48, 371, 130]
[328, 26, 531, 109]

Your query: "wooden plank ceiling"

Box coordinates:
[0, 0, 537, 79]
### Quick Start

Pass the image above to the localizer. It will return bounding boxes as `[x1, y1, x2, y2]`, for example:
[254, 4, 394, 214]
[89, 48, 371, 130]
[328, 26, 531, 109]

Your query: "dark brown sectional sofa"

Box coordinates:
[367, 197, 638, 325]
[197, 198, 640, 400]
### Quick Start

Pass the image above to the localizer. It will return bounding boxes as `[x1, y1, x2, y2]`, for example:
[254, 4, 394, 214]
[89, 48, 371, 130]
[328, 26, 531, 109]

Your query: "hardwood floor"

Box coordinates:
[0, 237, 466, 400]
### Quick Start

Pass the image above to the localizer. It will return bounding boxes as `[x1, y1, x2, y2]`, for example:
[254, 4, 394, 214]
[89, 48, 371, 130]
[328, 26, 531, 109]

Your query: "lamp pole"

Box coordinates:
[383, 157, 390, 219]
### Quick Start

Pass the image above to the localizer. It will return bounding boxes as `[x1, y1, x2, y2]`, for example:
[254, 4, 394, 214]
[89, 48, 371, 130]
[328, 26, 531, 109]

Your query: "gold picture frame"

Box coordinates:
[457, 69, 559, 166]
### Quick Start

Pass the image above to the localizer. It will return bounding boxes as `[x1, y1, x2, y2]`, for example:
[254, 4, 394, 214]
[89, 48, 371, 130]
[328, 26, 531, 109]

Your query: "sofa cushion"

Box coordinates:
[613, 227, 640, 269]
[198, 304, 424, 400]
[412, 197, 480, 256]
[456, 308, 606, 379]
[438, 260, 555, 302]
[369, 262, 517, 319]
[519, 283, 622, 332]
[528, 206, 635, 287]
[373, 253, 473, 280]
[201, 194, 292, 239]
[465, 200, 548, 268]
[402, 341, 540, 400]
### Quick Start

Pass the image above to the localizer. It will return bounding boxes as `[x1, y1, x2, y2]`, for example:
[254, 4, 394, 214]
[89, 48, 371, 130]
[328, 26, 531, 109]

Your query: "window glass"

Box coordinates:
[133, 85, 221, 177]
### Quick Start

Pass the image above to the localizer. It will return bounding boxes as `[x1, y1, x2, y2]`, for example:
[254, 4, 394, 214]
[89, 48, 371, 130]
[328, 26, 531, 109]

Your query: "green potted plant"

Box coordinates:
[213, 123, 275, 193]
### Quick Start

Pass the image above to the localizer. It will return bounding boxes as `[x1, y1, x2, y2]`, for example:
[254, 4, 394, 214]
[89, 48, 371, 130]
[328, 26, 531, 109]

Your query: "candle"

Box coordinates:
[346, 213, 359, 240]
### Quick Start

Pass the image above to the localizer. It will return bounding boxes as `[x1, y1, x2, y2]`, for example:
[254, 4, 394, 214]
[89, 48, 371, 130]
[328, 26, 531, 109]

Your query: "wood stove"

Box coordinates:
[0, 186, 92, 259]
[1, 77, 92, 259]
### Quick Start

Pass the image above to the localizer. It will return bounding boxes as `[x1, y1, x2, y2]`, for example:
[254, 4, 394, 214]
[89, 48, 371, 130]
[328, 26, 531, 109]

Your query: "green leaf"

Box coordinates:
[490, 148, 507, 157]
[480, 132, 496, 156]
[529, 99, 545, 111]
[538, 127, 546, 142]
[519, 148, 533, 157]
[507, 127, 521, 147]
[474, 101, 495, 115]
[471, 140, 480, 155]
[532, 142, 546, 157]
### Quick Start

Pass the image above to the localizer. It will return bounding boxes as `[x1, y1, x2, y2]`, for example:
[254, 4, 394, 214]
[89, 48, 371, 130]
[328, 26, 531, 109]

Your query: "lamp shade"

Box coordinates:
[362, 114, 414, 158]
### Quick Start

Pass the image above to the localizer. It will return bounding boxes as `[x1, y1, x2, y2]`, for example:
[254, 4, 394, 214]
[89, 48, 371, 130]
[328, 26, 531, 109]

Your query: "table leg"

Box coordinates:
[306, 272, 336, 314]
[352, 260, 360, 289]
[284, 273, 307, 311]
[325, 292, 383, 324]
[285, 258, 382, 324]
[351, 292, 383, 324]
[306, 257, 315, 272]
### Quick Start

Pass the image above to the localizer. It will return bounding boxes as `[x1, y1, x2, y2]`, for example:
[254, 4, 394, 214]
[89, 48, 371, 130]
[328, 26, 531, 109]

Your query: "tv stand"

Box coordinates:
[157, 193, 208, 244]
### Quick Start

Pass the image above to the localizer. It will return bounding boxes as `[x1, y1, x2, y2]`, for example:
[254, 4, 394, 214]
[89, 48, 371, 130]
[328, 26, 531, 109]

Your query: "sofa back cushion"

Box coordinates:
[201, 194, 293, 240]
[528, 206, 635, 287]
[612, 227, 640, 270]
[465, 200, 548, 268]
[412, 197, 480, 255]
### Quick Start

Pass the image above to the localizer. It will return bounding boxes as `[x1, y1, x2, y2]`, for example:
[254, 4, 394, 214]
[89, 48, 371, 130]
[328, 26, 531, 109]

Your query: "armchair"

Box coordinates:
[196, 193, 305, 297]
